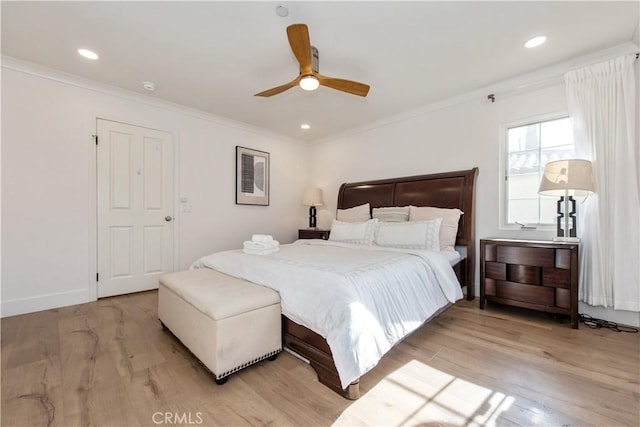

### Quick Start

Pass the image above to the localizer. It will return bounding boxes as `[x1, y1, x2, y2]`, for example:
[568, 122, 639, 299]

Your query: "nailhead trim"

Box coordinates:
[215, 348, 282, 380]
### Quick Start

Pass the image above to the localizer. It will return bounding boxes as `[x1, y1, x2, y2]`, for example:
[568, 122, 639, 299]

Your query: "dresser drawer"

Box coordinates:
[507, 264, 541, 285]
[496, 281, 554, 306]
[542, 267, 570, 288]
[485, 278, 497, 296]
[497, 246, 555, 267]
[555, 288, 571, 309]
[555, 249, 573, 269]
[485, 262, 506, 280]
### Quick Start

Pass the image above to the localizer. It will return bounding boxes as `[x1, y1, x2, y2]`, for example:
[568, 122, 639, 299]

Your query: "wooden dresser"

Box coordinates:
[480, 238, 579, 328]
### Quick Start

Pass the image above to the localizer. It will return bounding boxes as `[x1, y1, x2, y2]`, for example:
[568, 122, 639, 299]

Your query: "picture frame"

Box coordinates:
[235, 146, 270, 206]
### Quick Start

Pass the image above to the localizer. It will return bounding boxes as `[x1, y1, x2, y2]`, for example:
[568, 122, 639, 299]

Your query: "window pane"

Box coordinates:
[508, 174, 540, 198]
[505, 116, 574, 225]
[541, 118, 573, 148]
[508, 199, 539, 223]
[540, 197, 558, 224]
[540, 145, 575, 168]
[508, 123, 540, 152]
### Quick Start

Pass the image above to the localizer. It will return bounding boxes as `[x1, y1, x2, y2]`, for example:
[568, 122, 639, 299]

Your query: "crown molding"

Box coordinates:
[1, 55, 304, 146]
[311, 42, 639, 146]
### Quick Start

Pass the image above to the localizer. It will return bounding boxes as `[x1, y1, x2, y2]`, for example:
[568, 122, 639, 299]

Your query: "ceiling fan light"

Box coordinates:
[300, 76, 319, 91]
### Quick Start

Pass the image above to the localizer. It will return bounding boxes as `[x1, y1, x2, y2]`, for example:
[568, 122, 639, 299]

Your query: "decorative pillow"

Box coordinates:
[409, 206, 463, 252]
[329, 218, 378, 245]
[372, 206, 410, 222]
[336, 203, 371, 222]
[374, 219, 441, 251]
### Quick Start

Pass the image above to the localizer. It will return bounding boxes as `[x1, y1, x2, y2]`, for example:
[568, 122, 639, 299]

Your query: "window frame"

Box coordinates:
[499, 111, 573, 231]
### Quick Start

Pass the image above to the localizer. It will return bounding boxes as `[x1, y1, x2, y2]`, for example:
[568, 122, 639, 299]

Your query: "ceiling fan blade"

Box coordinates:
[316, 73, 370, 97]
[287, 24, 313, 75]
[254, 76, 301, 97]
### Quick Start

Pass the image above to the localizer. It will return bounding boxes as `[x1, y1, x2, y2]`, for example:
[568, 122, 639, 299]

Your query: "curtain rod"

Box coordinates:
[487, 52, 639, 103]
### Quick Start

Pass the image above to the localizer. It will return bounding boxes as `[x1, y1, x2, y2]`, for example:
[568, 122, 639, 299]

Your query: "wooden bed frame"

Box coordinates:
[282, 167, 479, 399]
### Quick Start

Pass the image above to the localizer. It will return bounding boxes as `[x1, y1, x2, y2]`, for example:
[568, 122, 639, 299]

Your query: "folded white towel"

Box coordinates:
[251, 234, 274, 243]
[243, 246, 279, 255]
[243, 240, 279, 250]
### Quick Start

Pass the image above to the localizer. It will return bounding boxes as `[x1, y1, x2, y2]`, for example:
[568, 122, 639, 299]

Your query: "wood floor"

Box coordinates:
[2, 291, 638, 427]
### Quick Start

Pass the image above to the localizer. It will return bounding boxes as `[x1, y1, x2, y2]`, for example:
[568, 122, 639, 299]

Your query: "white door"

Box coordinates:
[97, 119, 174, 297]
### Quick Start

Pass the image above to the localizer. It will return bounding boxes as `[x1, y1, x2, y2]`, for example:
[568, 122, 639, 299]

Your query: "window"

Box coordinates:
[504, 116, 575, 226]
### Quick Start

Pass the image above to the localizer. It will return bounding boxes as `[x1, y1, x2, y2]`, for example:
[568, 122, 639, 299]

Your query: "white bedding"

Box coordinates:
[191, 240, 463, 389]
[441, 247, 463, 266]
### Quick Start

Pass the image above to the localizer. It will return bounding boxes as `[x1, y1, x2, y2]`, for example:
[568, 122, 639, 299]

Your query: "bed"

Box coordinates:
[195, 168, 478, 399]
[288, 168, 478, 398]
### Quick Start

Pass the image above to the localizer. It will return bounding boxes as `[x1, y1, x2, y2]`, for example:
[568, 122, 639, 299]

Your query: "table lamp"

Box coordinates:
[538, 159, 594, 242]
[303, 188, 324, 229]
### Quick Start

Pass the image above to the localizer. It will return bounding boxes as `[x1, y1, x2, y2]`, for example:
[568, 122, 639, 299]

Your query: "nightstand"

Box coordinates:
[480, 238, 579, 328]
[298, 229, 330, 240]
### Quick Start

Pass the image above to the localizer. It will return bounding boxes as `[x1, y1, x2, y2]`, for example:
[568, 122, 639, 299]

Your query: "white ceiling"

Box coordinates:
[2, 1, 638, 141]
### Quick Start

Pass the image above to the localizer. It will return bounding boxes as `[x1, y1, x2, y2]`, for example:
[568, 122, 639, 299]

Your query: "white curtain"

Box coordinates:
[564, 54, 639, 311]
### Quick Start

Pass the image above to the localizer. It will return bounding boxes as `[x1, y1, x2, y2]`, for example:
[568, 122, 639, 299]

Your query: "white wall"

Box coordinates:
[1, 60, 309, 317]
[636, 24, 640, 202]
[309, 51, 640, 327]
[308, 83, 565, 268]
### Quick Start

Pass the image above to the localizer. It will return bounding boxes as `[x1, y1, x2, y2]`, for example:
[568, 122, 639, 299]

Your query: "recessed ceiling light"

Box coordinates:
[78, 48, 99, 60]
[300, 124, 311, 130]
[524, 36, 547, 49]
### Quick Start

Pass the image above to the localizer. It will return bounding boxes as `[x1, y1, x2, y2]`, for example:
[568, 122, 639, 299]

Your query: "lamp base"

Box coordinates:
[308, 206, 317, 229]
[552, 236, 581, 243]
[555, 194, 578, 241]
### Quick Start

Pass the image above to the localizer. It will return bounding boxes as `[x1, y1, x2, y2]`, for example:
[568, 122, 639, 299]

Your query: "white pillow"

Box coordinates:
[329, 218, 378, 245]
[372, 206, 410, 222]
[375, 219, 441, 251]
[409, 206, 463, 252]
[336, 203, 371, 222]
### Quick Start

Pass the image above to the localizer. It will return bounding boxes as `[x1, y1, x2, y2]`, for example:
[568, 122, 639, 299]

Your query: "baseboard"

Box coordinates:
[1, 288, 90, 318]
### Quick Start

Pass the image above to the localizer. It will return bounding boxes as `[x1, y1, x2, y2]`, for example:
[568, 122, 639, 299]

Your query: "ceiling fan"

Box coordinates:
[255, 23, 370, 98]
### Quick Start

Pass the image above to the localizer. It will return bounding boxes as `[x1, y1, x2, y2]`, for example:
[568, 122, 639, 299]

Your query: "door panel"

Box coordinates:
[110, 226, 133, 278]
[110, 131, 133, 210]
[97, 119, 174, 297]
[143, 136, 164, 210]
[143, 225, 164, 274]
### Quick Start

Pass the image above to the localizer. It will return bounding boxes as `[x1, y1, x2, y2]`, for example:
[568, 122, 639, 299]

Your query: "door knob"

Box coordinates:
[165, 216, 173, 222]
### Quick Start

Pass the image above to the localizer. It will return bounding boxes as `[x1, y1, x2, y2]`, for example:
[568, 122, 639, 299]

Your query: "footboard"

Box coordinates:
[282, 316, 360, 400]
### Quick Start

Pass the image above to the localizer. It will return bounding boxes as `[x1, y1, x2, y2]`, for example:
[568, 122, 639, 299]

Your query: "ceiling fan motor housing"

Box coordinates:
[311, 46, 319, 73]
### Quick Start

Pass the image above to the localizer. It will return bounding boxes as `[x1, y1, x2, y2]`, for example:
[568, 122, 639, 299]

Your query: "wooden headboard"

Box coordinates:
[337, 167, 479, 300]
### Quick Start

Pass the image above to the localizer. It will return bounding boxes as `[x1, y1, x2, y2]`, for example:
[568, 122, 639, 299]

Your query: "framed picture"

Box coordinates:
[236, 146, 270, 206]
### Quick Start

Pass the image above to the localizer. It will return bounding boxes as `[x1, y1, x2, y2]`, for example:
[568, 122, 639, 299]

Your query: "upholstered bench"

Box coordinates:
[158, 269, 282, 384]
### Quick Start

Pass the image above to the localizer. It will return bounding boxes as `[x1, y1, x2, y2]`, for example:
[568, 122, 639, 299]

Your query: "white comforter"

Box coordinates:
[191, 240, 463, 389]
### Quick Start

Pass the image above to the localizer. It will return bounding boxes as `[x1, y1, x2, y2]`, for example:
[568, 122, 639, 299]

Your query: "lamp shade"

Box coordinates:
[538, 159, 595, 196]
[303, 188, 324, 206]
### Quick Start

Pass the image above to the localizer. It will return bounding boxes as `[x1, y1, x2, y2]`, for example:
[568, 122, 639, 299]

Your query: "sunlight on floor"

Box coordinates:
[333, 359, 514, 426]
